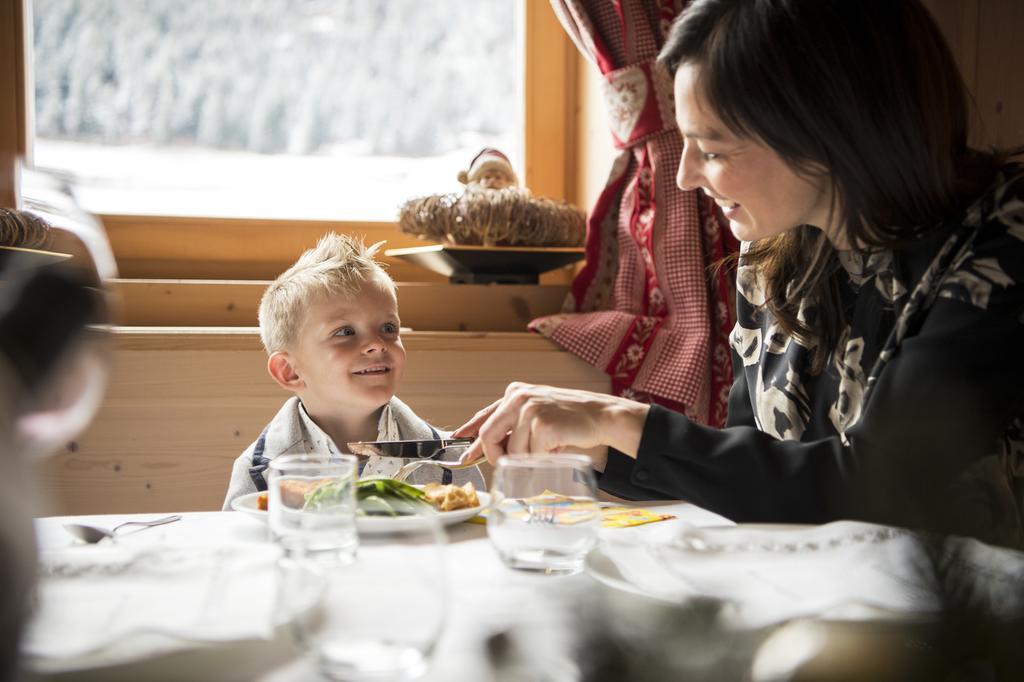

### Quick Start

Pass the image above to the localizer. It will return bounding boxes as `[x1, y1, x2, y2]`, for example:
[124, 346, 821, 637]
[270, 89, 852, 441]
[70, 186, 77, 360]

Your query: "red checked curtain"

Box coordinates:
[530, 0, 739, 426]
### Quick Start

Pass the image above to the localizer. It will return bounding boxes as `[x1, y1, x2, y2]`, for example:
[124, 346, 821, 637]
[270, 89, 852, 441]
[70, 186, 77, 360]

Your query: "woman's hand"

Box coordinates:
[453, 382, 650, 468]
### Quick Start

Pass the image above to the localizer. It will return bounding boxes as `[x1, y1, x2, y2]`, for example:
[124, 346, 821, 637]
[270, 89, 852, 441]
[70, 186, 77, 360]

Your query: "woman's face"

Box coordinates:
[674, 63, 837, 244]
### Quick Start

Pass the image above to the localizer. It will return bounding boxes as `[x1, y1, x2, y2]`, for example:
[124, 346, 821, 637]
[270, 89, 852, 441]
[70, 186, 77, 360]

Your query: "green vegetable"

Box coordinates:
[358, 494, 397, 517]
[303, 476, 354, 511]
[356, 477, 426, 501]
[300, 477, 432, 516]
[354, 477, 431, 516]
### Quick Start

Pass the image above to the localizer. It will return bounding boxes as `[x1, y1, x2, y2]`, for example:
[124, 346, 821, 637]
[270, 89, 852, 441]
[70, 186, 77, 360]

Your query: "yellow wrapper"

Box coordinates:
[599, 506, 675, 528]
[468, 504, 675, 528]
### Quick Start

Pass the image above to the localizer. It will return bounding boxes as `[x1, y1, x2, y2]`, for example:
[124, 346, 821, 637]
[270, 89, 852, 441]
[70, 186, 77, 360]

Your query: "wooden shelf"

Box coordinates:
[110, 279, 571, 332]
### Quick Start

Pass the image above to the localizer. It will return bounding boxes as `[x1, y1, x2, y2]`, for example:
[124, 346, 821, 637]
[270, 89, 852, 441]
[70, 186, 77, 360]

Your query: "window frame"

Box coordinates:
[1, 0, 28, 209]
[1, 0, 578, 280]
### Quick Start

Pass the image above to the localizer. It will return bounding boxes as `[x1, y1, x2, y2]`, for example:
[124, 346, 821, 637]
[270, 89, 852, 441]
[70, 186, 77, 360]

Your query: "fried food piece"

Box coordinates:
[278, 479, 326, 508]
[257, 492, 268, 511]
[421, 481, 480, 512]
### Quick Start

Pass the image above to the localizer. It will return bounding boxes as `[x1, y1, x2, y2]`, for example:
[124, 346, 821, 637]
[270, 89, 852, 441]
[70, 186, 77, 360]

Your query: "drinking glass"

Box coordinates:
[0, 168, 117, 673]
[9, 168, 118, 461]
[267, 454, 358, 563]
[487, 454, 601, 575]
[277, 514, 448, 681]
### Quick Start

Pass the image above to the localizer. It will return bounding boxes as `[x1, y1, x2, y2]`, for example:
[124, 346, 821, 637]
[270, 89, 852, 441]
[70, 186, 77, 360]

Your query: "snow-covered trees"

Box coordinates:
[33, 0, 518, 157]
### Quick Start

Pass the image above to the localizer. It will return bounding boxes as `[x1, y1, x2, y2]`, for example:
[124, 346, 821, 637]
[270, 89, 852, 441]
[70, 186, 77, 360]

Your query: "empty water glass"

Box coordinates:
[268, 454, 358, 563]
[487, 454, 600, 575]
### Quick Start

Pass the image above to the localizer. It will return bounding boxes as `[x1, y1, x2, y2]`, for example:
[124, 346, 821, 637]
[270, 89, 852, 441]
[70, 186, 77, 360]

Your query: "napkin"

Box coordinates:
[24, 541, 282, 661]
[598, 521, 1024, 629]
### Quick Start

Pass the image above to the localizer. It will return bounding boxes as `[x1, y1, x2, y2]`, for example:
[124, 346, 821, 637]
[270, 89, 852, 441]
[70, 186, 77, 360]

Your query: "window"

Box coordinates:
[3, 0, 575, 280]
[31, 0, 523, 221]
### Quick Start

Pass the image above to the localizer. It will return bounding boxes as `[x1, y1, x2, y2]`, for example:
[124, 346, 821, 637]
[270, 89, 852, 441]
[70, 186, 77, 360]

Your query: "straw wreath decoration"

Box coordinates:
[398, 147, 585, 247]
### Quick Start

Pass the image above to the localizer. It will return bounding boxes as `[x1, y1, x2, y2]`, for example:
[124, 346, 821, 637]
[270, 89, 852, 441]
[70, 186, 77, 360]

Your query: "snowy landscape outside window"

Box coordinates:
[31, 0, 522, 221]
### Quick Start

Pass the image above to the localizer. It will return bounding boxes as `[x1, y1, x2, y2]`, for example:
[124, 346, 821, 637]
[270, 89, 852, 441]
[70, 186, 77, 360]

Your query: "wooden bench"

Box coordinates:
[33, 327, 608, 515]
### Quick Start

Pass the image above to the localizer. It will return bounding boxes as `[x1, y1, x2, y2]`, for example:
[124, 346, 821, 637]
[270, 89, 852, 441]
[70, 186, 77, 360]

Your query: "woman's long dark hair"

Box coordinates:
[660, 0, 1004, 372]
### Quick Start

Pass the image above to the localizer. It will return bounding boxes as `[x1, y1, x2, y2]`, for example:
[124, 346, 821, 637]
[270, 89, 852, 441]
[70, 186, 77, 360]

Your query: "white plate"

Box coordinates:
[585, 544, 653, 600]
[586, 523, 930, 623]
[230, 489, 489, 533]
[585, 524, 815, 603]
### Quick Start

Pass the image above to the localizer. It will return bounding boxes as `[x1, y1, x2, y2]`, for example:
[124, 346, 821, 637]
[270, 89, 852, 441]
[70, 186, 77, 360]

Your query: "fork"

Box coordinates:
[393, 458, 480, 483]
[525, 505, 558, 524]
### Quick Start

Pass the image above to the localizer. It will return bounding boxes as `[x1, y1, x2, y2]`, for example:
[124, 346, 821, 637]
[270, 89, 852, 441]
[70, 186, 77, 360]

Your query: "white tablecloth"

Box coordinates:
[28, 500, 729, 681]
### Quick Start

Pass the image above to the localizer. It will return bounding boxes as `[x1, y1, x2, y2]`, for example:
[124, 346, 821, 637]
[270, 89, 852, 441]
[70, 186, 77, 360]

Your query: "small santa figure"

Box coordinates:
[457, 148, 519, 190]
[399, 147, 584, 247]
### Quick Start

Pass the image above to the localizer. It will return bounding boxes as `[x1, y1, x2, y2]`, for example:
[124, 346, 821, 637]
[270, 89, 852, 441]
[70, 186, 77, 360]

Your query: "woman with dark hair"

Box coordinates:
[456, 0, 1024, 548]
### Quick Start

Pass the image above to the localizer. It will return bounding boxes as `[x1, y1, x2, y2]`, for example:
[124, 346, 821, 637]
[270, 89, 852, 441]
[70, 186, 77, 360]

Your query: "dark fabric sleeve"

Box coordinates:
[600, 226, 1024, 535]
[845, 248, 1024, 539]
[599, 404, 855, 524]
[598, 351, 854, 521]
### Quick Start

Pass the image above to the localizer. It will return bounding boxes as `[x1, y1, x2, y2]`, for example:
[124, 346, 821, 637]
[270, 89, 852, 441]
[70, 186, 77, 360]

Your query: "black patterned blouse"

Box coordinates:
[601, 164, 1024, 548]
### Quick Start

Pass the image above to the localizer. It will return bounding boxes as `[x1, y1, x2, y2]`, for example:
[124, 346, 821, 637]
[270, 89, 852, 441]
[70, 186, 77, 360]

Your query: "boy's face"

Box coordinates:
[288, 278, 406, 416]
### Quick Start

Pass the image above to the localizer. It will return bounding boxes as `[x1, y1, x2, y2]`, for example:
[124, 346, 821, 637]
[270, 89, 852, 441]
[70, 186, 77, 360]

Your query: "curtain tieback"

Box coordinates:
[601, 59, 676, 150]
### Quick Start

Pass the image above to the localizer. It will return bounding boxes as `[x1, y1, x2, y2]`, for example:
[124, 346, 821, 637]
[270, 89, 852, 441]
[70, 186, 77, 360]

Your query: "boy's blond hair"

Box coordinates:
[258, 233, 394, 354]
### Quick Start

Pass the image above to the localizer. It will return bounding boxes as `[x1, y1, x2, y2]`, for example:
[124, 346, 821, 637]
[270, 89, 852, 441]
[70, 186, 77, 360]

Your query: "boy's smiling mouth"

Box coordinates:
[352, 365, 390, 376]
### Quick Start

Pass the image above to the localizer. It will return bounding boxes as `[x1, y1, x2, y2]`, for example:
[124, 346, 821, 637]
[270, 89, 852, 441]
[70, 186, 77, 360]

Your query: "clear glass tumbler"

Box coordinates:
[277, 514, 448, 681]
[267, 454, 358, 563]
[487, 454, 601, 575]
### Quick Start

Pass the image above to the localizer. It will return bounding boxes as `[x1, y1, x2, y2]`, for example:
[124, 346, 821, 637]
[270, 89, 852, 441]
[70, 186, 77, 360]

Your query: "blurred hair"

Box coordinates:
[258, 233, 395, 354]
[660, 0, 1008, 372]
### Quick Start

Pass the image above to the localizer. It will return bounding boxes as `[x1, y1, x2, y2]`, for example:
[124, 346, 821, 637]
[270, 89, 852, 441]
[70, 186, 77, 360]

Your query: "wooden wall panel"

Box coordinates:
[101, 214, 578, 284]
[31, 329, 608, 516]
[110, 279, 570, 331]
[973, 0, 1024, 150]
[922, 0, 1024, 151]
[101, 215, 444, 281]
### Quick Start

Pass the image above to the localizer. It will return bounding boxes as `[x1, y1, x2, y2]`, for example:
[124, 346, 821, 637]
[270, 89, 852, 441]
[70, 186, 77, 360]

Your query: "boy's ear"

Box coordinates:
[267, 352, 303, 391]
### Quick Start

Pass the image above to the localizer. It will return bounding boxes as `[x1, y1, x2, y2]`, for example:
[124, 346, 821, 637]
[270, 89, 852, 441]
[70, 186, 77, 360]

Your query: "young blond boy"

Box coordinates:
[222, 233, 481, 509]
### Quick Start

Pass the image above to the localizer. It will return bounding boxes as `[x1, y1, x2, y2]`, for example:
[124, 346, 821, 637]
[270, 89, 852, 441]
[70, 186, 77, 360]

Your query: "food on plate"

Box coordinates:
[280, 479, 330, 508]
[422, 481, 480, 512]
[356, 477, 429, 517]
[253, 478, 482, 518]
[255, 478, 348, 511]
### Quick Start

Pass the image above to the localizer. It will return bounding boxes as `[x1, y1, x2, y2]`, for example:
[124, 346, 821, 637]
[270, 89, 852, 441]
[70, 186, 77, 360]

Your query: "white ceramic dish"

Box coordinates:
[586, 524, 814, 602]
[586, 523, 928, 623]
[230, 489, 489, 533]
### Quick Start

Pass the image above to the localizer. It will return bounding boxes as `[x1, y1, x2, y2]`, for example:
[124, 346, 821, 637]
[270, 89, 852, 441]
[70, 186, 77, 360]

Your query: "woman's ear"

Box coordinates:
[267, 352, 303, 391]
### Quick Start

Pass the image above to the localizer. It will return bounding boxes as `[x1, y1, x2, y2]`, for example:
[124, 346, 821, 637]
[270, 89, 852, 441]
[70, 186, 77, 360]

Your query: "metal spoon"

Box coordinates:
[63, 514, 183, 544]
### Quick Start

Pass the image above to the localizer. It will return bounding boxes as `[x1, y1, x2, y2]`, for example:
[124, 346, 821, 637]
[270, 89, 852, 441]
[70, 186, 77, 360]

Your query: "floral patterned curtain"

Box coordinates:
[530, 0, 739, 426]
